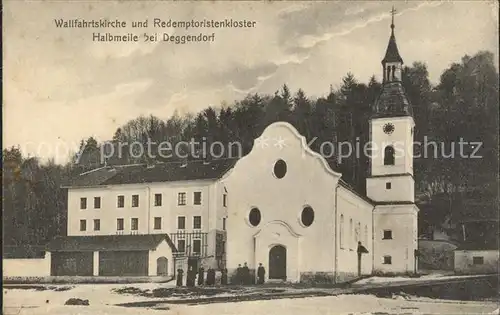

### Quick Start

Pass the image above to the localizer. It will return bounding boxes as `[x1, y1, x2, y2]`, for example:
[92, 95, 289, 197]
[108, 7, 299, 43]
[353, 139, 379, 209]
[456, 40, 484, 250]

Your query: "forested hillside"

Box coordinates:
[3, 51, 498, 246]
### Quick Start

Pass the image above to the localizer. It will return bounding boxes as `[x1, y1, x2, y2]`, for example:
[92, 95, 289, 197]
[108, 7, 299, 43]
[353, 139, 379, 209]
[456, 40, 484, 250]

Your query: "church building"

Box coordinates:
[41, 13, 418, 283]
[223, 15, 419, 283]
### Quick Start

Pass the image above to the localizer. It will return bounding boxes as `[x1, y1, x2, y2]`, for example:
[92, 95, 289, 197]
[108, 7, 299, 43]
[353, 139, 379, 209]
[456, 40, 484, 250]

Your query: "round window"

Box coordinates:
[273, 159, 287, 179]
[249, 208, 261, 227]
[301, 206, 314, 227]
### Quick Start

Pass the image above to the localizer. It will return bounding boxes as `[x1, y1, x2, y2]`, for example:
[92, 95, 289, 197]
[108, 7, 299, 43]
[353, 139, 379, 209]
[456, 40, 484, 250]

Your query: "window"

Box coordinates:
[386, 182, 392, 189]
[349, 219, 353, 249]
[355, 222, 361, 244]
[383, 256, 392, 264]
[131, 218, 138, 230]
[340, 215, 345, 249]
[94, 197, 101, 209]
[132, 195, 139, 207]
[249, 208, 261, 227]
[178, 192, 186, 205]
[80, 198, 87, 209]
[301, 206, 314, 227]
[177, 240, 186, 252]
[223, 194, 227, 207]
[193, 239, 201, 254]
[80, 219, 86, 231]
[193, 192, 202, 205]
[154, 193, 162, 206]
[177, 216, 185, 229]
[472, 256, 484, 265]
[117, 195, 124, 208]
[154, 217, 162, 230]
[117, 218, 124, 231]
[193, 216, 202, 229]
[223, 218, 226, 231]
[273, 159, 287, 179]
[364, 225, 368, 245]
[383, 230, 393, 240]
[384, 146, 395, 165]
[94, 219, 100, 231]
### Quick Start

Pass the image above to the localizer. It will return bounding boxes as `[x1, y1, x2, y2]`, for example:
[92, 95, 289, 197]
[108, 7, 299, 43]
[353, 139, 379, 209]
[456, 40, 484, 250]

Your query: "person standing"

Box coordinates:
[206, 267, 215, 285]
[242, 262, 250, 285]
[221, 268, 228, 285]
[235, 264, 242, 285]
[186, 266, 195, 287]
[176, 268, 184, 287]
[257, 263, 265, 284]
[197, 266, 205, 286]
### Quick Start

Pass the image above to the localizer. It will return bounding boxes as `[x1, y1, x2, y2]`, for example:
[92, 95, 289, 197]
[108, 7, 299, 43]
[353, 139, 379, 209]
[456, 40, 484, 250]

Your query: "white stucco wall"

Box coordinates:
[223, 122, 342, 282]
[366, 175, 415, 203]
[68, 180, 219, 236]
[370, 116, 415, 177]
[67, 178, 226, 260]
[454, 250, 499, 274]
[148, 239, 175, 276]
[3, 252, 51, 277]
[336, 186, 374, 277]
[373, 205, 418, 274]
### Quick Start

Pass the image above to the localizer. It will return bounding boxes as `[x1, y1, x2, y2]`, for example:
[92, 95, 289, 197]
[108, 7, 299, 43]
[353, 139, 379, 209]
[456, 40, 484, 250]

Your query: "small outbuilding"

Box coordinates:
[454, 242, 499, 275]
[46, 234, 176, 277]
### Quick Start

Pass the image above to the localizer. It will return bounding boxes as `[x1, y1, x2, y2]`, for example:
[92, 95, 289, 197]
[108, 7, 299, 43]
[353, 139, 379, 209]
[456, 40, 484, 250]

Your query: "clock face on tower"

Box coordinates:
[383, 123, 395, 134]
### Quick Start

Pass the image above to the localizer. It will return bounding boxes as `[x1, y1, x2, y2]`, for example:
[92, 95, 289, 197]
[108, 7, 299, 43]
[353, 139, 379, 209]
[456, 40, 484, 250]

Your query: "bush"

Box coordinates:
[64, 298, 89, 306]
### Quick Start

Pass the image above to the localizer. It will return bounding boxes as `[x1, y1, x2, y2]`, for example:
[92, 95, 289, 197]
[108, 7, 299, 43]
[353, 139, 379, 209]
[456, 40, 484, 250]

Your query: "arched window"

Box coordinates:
[391, 65, 396, 80]
[356, 222, 360, 244]
[384, 146, 395, 165]
[386, 66, 391, 81]
[340, 215, 344, 249]
[364, 225, 368, 245]
[349, 219, 353, 249]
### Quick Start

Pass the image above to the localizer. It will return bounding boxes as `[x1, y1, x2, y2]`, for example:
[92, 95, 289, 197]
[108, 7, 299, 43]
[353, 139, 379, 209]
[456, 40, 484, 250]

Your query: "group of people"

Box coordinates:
[235, 262, 266, 285]
[175, 262, 266, 286]
[176, 266, 229, 287]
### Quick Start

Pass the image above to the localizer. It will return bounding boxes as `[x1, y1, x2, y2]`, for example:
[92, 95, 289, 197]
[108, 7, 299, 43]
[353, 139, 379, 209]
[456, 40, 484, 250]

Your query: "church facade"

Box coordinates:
[41, 16, 418, 283]
[223, 18, 419, 283]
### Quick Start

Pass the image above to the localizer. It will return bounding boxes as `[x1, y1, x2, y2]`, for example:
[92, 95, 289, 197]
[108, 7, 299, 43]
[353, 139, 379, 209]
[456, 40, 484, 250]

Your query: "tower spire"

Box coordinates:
[373, 5, 413, 118]
[381, 5, 403, 83]
[390, 6, 396, 31]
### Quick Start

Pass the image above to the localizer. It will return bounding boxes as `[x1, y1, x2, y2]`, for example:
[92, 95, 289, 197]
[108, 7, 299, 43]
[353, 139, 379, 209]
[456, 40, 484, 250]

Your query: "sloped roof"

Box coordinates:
[4, 245, 46, 258]
[46, 234, 177, 252]
[372, 81, 413, 118]
[65, 159, 237, 188]
[455, 240, 498, 251]
[382, 31, 403, 64]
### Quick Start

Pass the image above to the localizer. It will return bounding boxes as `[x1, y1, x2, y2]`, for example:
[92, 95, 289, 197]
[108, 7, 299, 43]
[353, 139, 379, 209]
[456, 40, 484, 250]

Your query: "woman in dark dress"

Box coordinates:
[221, 268, 228, 285]
[176, 268, 184, 286]
[186, 266, 195, 287]
[206, 267, 215, 285]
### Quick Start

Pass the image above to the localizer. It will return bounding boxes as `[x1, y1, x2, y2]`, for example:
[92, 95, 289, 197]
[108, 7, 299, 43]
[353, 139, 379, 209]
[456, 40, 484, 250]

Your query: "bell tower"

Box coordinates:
[367, 7, 419, 275]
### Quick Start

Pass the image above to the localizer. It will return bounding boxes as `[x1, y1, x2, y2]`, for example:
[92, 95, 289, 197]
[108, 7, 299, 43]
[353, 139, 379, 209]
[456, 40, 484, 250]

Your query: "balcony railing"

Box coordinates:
[170, 231, 208, 258]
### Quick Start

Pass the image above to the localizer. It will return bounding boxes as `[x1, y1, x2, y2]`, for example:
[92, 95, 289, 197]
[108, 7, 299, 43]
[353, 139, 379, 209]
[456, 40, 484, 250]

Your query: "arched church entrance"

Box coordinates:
[156, 257, 168, 276]
[269, 245, 287, 280]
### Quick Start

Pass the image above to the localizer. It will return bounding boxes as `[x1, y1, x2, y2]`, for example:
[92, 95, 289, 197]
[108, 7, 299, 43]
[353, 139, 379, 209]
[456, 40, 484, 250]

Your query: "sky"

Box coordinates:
[3, 1, 499, 163]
